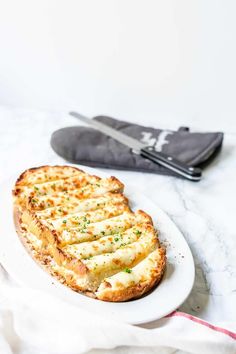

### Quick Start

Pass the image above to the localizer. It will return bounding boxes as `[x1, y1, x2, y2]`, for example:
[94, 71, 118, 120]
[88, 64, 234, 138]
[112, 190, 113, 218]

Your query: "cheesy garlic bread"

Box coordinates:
[13, 165, 166, 301]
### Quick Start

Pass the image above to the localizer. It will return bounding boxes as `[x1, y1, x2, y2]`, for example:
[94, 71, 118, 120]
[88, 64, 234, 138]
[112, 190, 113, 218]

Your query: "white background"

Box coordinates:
[0, 0, 236, 131]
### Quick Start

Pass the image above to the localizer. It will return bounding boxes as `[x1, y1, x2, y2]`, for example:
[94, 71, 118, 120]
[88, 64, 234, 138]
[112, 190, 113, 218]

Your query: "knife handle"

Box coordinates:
[140, 146, 202, 181]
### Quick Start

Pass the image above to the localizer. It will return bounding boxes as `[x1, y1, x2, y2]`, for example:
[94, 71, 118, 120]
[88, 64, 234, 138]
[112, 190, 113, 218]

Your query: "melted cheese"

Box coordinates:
[45, 202, 129, 231]
[27, 177, 123, 211]
[63, 224, 148, 259]
[16, 166, 82, 186]
[58, 210, 147, 245]
[97, 248, 162, 293]
[24, 230, 43, 250]
[18, 174, 100, 198]
[35, 193, 126, 219]
[82, 229, 157, 280]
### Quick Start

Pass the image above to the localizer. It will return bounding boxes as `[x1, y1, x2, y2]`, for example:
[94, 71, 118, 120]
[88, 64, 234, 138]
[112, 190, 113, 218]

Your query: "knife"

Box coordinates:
[69, 111, 202, 181]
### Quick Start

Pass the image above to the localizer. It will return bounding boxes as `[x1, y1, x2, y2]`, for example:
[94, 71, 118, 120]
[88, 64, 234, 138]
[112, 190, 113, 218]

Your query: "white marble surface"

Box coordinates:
[0, 105, 236, 353]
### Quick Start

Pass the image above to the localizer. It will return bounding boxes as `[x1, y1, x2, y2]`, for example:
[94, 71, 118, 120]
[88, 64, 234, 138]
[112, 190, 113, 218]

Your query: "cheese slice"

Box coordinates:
[15, 165, 82, 186]
[77, 227, 158, 290]
[63, 223, 150, 259]
[35, 193, 127, 220]
[26, 176, 124, 211]
[16, 174, 100, 199]
[45, 202, 129, 231]
[58, 210, 150, 246]
[96, 247, 166, 301]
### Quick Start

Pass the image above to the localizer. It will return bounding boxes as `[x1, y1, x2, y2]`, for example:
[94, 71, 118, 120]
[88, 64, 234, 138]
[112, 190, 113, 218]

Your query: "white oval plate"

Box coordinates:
[0, 166, 195, 324]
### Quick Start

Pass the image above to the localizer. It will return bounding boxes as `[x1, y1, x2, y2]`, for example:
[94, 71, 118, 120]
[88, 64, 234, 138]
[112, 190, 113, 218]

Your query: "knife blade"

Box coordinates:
[69, 111, 202, 181]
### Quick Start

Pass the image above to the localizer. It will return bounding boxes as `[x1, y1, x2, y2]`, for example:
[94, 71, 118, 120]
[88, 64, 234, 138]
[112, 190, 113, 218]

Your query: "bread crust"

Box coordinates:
[13, 165, 166, 302]
[14, 206, 92, 294]
[15, 165, 83, 186]
[96, 248, 166, 302]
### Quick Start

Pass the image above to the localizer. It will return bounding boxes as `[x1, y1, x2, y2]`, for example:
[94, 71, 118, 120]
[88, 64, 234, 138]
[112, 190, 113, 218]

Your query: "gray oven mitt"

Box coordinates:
[50, 116, 223, 177]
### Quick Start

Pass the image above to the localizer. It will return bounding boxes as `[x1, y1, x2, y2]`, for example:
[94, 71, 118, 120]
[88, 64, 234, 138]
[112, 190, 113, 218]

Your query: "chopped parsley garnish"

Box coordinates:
[62, 220, 67, 224]
[101, 231, 105, 235]
[31, 198, 37, 203]
[34, 186, 39, 191]
[114, 237, 119, 242]
[80, 216, 90, 230]
[134, 230, 142, 236]
[124, 268, 132, 273]
[80, 229, 87, 233]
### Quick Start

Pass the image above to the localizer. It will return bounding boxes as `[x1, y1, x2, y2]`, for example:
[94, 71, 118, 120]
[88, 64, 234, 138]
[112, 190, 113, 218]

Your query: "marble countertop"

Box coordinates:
[0, 105, 236, 352]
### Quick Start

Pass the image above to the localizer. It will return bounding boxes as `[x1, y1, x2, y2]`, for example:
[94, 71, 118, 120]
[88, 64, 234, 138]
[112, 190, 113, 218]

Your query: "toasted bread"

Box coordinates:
[13, 165, 166, 301]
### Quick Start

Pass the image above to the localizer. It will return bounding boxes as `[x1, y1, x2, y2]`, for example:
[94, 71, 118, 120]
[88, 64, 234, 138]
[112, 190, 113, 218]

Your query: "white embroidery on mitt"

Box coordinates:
[140, 131, 173, 151]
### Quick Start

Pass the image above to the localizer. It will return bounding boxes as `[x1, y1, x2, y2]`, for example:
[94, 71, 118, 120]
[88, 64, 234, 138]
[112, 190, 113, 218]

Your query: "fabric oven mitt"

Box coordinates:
[50, 116, 223, 177]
